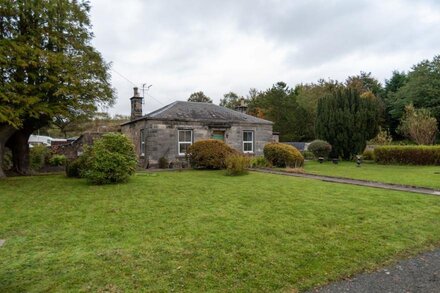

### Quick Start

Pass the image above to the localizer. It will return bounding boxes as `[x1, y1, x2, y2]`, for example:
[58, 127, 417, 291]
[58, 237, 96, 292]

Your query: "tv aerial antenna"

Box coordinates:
[142, 83, 152, 104]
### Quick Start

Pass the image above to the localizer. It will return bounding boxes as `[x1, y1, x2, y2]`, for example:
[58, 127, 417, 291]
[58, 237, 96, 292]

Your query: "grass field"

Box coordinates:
[304, 160, 440, 189]
[1, 171, 440, 292]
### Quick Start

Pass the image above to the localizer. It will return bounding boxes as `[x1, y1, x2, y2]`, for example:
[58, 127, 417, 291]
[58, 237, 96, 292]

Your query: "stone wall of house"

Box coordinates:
[122, 119, 274, 168]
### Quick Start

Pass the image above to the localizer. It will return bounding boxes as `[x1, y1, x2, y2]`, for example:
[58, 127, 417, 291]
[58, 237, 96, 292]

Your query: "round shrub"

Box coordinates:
[65, 150, 92, 178]
[30, 144, 49, 171]
[308, 140, 332, 159]
[302, 150, 315, 160]
[187, 139, 236, 169]
[49, 154, 67, 166]
[83, 133, 137, 184]
[263, 143, 304, 168]
[225, 154, 251, 176]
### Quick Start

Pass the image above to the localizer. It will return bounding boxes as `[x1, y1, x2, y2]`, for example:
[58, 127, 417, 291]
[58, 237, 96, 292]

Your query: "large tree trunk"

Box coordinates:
[0, 124, 17, 178]
[6, 117, 50, 176]
[8, 129, 32, 175]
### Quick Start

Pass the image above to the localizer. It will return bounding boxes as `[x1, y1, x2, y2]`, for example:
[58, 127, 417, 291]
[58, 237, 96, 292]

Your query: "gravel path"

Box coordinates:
[309, 249, 440, 293]
[251, 168, 440, 196]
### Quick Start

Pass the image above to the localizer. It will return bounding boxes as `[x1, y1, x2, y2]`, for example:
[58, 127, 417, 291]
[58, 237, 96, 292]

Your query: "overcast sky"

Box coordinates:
[89, 0, 440, 116]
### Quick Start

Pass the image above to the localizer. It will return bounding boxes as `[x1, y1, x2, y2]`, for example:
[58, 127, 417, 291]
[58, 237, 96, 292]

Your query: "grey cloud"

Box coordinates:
[89, 0, 440, 115]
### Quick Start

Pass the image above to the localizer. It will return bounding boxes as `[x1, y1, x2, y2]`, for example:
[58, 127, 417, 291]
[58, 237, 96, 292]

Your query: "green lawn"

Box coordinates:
[1, 171, 440, 292]
[304, 160, 440, 189]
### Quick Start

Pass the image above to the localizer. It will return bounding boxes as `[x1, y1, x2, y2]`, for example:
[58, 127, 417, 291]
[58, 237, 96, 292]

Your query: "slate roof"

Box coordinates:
[122, 101, 273, 125]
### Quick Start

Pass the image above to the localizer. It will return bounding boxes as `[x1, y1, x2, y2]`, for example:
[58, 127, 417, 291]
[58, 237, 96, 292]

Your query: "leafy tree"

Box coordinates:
[346, 72, 386, 127]
[315, 88, 380, 159]
[390, 55, 440, 128]
[0, 0, 115, 177]
[294, 79, 343, 140]
[220, 91, 241, 109]
[383, 71, 408, 138]
[345, 71, 384, 97]
[188, 91, 212, 103]
[397, 104, 437, 145]
[247, 82, 307, 141]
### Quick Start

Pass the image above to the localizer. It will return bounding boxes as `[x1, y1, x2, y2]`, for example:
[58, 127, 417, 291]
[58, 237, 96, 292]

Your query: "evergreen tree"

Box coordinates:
[0, 0, 115, 176]
[316, 88, 380, 159]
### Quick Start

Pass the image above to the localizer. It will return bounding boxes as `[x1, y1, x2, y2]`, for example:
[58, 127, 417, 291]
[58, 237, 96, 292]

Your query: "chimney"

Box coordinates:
[234, 97, 248, 113]
[130, 87, 143, 120]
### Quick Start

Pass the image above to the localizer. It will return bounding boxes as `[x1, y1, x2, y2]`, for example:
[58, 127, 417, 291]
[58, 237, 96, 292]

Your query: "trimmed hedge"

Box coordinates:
[374, 145, 440, 165]
[263, 143, 304, 168]
[187, 139, 236, 169]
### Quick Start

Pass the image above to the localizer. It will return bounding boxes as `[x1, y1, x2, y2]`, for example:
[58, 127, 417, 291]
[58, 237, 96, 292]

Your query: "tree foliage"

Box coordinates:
[294, 79, 343, 140]
[383, 70, 409, 138]
[247, 82, 310, 141]
[315, 88, 380, 159]
[188, 91, 212, 103]
[220, 91, 241, 109]
[397, 104, 437, 145]
[389, 55, 440, 128]
[0, 0, 115, 176]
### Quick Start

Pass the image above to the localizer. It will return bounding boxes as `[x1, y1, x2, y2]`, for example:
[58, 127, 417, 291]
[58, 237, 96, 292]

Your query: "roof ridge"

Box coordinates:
[146, 101, 179, 117]
[121, 100, 273, 126]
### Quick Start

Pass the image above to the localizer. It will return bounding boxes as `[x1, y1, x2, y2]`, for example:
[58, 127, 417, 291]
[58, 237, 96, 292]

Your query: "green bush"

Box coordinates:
[308, 140, 332, 159]
[225, 154, 251, 176]
[82, 133, 137, 184]
[187, 139, 236, 169]
[362, 149, 375, 161]
[30, 144, 49, 170]
[250, 156, 272, 168]
[49, 154, 67, 166]
[263, 143, 304, 168]
[302, 150, 315, 160]
[374, 145, 440, 165]
[2, 147, 12, 171]
[158, 157, 169, 169]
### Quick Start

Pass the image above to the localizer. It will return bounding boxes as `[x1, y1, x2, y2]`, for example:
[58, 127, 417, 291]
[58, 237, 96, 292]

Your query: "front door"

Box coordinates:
[211, 130, 225, 141]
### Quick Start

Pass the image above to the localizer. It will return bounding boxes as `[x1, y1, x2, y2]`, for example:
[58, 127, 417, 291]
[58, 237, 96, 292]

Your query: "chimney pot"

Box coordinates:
[133, 87, 140, 97]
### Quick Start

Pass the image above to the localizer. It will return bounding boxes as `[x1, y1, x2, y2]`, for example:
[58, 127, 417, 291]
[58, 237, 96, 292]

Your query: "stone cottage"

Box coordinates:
[121, 88, 277, 168]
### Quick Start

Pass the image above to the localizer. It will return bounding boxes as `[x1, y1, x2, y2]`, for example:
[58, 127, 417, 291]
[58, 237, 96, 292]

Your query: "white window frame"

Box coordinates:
[140, 129, 145, 156]
[243, 130, 254, 153]
[178, 129, 193, 156]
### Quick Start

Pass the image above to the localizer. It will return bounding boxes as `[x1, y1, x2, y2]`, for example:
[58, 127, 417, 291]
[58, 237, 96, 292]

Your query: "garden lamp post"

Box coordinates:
[356, 155, 362, 167]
